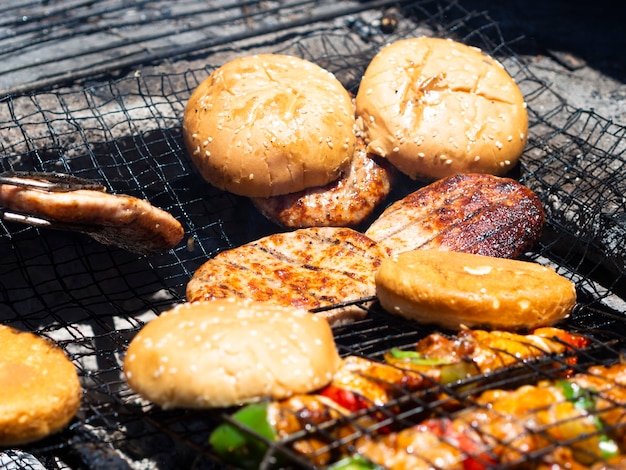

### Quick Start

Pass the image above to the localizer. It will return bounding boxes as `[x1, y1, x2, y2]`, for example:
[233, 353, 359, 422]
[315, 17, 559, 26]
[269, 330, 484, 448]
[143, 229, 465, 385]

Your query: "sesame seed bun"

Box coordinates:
[123, 299, 342, 409]
[183, 54, 356, 198]
[0, 325, 82, 446]
[355, 37, 528, 180]
[375, 250, 576, 331]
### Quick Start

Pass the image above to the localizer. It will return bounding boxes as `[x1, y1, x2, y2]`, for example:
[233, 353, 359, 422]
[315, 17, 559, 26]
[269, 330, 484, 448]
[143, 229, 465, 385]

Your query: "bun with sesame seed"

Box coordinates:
[122, 299, 342, 409]
[375, 250, 576, 331]
[355, 37, 528, 181]
[183, 54, 356, 198]
[0, 325, 82, 446]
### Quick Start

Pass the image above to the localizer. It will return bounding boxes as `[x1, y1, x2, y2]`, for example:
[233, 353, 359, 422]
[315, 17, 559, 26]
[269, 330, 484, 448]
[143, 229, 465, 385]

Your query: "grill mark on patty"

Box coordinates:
[186, 227, 386, 321]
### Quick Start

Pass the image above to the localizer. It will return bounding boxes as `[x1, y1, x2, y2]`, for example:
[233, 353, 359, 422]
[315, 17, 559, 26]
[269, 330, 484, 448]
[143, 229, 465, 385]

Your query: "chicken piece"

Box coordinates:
[352, 365, 626, 469]
[269, 394, 359, 466]
[364, 173, 545, 257]
[385, 327, 587, 377]
[186, 227, 388, 325]
[569, 364, 626, 447]
[251, 137, 396, 228]
[355, 423, 467, 470]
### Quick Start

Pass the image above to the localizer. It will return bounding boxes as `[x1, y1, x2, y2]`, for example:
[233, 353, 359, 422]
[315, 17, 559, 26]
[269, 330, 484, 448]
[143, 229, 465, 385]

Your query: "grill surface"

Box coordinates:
[0, 0, 625, 469]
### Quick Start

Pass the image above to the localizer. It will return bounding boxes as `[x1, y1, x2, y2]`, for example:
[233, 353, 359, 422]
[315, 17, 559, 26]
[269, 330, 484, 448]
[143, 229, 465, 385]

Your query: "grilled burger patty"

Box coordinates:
[0, 181, 184, 255]
[186, 227, 388, 325]
[251, 138, 395, 228]
[365, 173, 545, 257]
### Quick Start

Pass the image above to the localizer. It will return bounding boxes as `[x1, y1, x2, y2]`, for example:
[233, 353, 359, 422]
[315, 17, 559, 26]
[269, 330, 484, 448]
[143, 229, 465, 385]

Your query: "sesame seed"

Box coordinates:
[153, 365, 164, 378]
[418, 152, 425, 158]
[474, 155, 481, 161]
[205, 150, 211, 157]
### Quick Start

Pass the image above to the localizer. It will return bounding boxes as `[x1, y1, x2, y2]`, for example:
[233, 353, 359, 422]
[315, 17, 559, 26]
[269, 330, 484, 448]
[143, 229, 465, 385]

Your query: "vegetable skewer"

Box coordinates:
[209, 327, 588, 467]
[342, 363, 626, 469]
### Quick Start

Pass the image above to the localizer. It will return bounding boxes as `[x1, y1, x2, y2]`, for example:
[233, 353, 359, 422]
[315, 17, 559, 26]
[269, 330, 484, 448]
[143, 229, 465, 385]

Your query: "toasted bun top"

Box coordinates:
[183, 54, 356, 197]
[375, 250, 576, 331]
[123, 299, 342, 409]
[355, 37, 528, 180]
[0, 325, 82, 446]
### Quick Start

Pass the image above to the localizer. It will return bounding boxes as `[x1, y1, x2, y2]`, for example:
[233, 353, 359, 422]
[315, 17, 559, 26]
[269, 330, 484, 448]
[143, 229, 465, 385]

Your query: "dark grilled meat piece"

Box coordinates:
[364, 173, 545, 257]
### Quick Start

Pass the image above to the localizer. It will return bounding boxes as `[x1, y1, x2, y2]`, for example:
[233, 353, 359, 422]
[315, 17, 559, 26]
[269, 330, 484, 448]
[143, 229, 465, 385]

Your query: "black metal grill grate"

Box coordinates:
[0, 0, 625, 468]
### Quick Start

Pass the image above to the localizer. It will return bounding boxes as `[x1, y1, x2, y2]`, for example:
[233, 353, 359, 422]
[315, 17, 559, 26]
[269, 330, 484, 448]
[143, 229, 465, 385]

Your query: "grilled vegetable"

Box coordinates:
[327, 455, 384, 470]
[209, 403, 276, 470]
[384, 327, 588, 376]
[352, 364, 626, 469]
[209, 327, 591, 467]
[210, 395, 360, 467]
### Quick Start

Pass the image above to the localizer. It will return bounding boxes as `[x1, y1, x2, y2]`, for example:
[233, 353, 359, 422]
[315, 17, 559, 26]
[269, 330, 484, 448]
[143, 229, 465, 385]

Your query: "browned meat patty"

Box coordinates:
[251, 137, 395, 228]
[0, 179, 184, 255]
[186, 227, 388, 325]
[364, 173, 545, 257]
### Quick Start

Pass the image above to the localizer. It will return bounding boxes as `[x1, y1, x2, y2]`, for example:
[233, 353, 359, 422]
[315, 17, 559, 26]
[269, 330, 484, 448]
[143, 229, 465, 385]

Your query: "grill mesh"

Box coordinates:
[0, 0, 625, 468]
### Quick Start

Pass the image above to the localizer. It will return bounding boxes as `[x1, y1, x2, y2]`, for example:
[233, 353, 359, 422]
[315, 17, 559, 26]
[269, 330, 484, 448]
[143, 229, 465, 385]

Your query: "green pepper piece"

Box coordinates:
[557, 380, 620, 460]
[388, 348, 454, 366]
[387, 348, 479, 385]
[327, 455, 384, 469]
[599, 434, 620, 460]
[209, 403, 277, 469]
